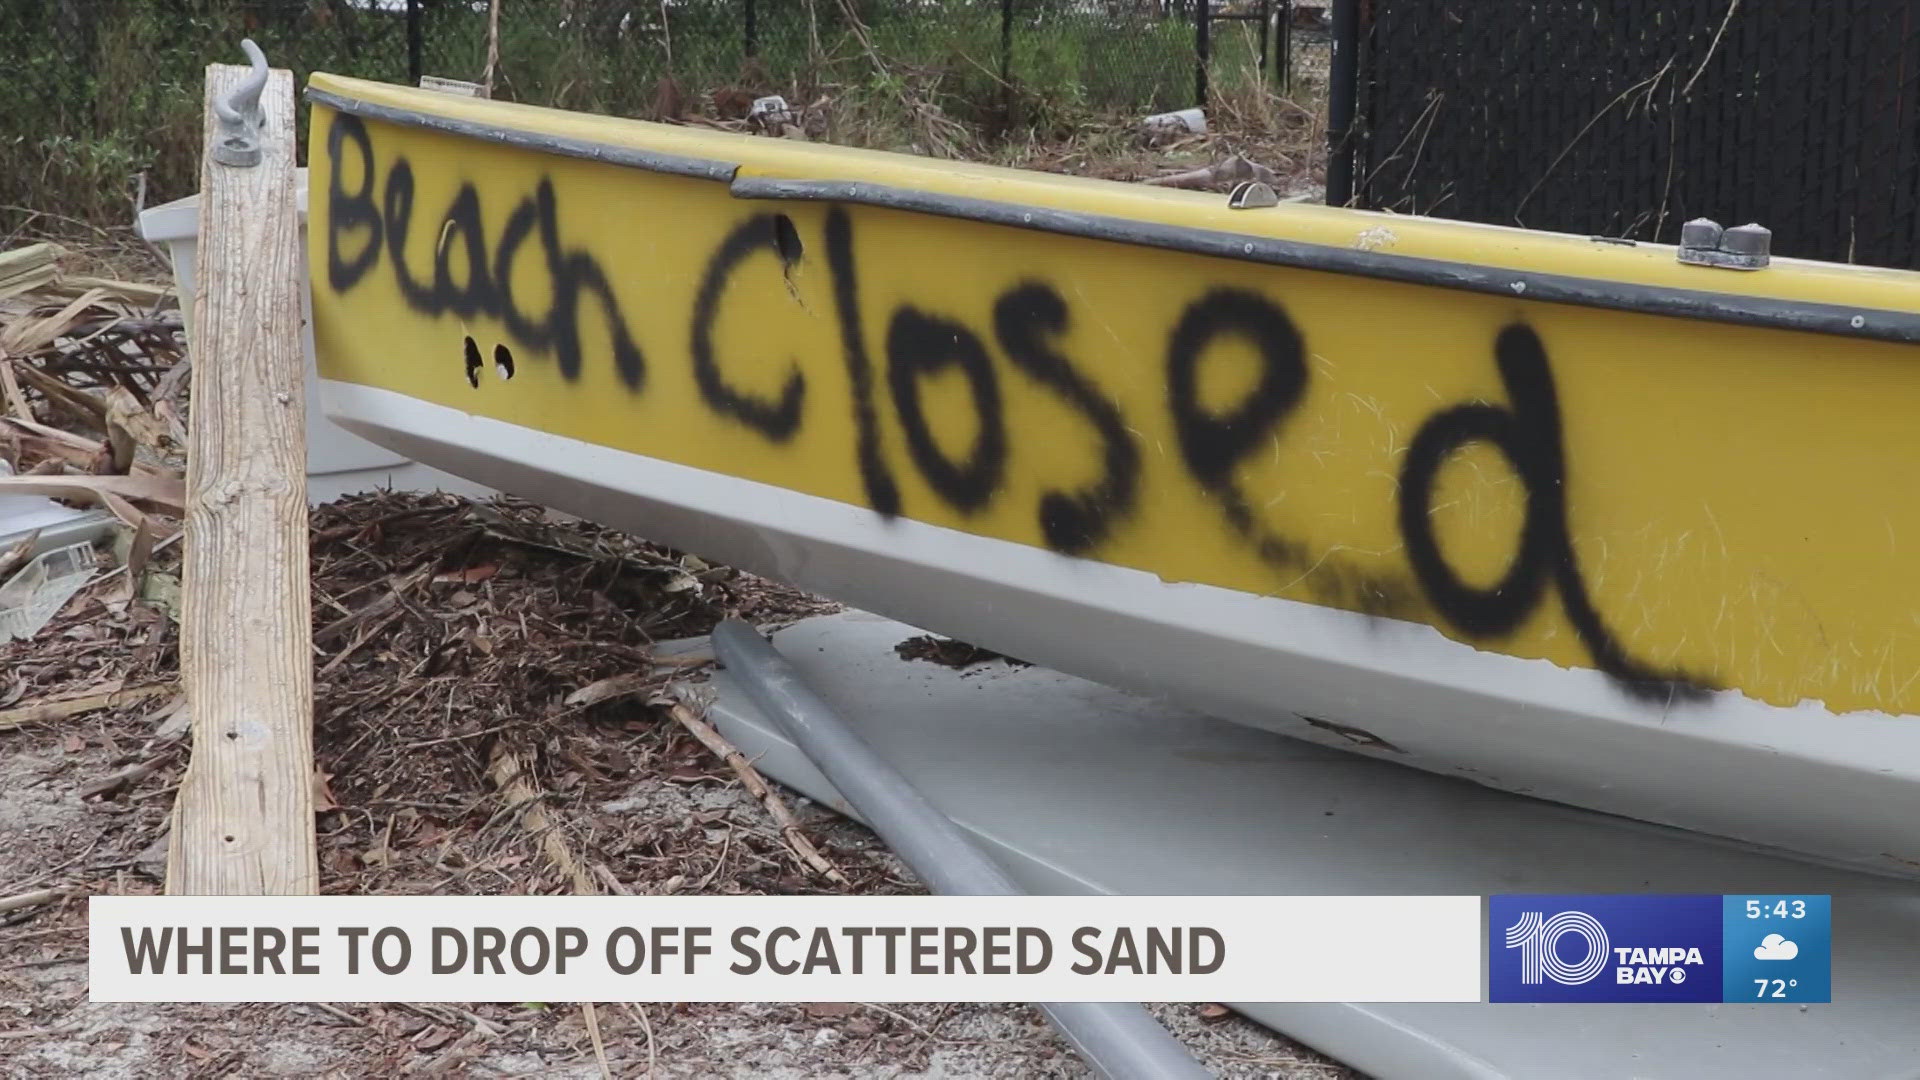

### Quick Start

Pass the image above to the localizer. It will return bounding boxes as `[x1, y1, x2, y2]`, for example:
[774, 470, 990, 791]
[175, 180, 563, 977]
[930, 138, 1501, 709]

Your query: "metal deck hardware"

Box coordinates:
[211, 39, 269, 167]
[1679, 217, 1772, 270]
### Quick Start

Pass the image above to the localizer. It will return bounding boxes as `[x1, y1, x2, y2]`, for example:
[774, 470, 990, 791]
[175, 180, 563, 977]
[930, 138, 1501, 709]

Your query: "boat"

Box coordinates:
[302, 72, 1920, 878]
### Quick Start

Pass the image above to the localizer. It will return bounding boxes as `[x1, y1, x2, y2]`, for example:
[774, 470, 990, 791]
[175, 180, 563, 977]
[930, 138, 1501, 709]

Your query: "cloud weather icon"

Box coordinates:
[1754, 934, 1800, 961]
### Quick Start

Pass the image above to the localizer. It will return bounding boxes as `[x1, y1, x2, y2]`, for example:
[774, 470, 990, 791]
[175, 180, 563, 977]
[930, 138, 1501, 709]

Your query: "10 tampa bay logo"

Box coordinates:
[1489, 896, 1724, 1003]
[1504, 910, 1706, 988]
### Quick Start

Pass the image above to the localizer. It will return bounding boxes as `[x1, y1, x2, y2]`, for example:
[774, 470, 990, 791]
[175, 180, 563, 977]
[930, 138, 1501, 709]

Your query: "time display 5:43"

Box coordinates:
[1746, 899, 1808, 919]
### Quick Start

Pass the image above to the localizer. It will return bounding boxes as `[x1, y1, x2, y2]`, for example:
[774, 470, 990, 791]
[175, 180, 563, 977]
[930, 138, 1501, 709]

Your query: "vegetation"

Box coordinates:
[0, 0, 1303, 239]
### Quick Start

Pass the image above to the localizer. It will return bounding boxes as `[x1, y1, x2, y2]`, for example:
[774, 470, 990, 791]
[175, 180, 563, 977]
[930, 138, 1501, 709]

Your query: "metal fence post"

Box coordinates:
[1001, 0, 1014, 121]
[405, 0, 423, 85]
[745, 0, 758, 57]
[1195, 0, 1211, 108]
[1277, 0, 1293, 97]
[1258, 0, 1270, 77]
[1326, 0, 1359, 206]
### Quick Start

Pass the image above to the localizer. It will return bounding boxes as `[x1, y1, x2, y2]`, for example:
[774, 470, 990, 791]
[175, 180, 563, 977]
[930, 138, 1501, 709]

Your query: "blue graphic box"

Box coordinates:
[1490, 895, 1724, 1003]
[1489, 894, 1831, 1004]
[1721, 895, 1832, 1003]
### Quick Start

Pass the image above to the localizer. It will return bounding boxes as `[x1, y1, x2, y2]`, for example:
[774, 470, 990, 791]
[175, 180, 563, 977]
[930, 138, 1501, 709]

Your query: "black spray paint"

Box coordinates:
[824, 207, 903, 516]
[1166, 287, 1311, 551]
[325, 116, 385, 292]
[690, 214, 807, 440]
[884, 307, 1008, 514]
[323, 115, 1711, 702]
[993, 282, 1141, 554]
[327, 114, 645, 389]
[1164, 288, 1417, 616]
[1398, 323, 1707, 702]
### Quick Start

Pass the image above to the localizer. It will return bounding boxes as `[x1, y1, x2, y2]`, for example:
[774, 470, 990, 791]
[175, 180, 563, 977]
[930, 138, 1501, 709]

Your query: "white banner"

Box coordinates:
[90, 895, 1482, 1003]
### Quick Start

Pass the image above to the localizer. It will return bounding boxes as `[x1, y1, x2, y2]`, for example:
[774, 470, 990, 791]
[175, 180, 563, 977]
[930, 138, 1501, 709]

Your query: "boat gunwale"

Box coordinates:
[306, 85, 1920, 349]
[306, 86, 736, 182]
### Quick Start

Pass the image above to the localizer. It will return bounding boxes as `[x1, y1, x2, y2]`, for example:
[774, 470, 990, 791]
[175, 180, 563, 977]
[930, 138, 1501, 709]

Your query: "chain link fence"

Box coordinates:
[1344, 0, 1920, 270]
[1270, 2, 1331, 98]
[3, 0, 1333, 238]
[1, 0, 416, 234]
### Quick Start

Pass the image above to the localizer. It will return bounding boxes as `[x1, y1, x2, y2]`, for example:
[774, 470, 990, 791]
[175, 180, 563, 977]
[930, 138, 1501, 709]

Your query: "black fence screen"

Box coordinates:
[1342, 0, 1920, 270]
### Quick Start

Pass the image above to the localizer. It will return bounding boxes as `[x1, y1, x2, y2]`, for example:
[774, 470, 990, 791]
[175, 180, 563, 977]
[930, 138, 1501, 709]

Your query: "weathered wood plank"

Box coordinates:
[42, 275, 175, 307]
[0, 242, 62, 300]
[165, 58, 315, 896]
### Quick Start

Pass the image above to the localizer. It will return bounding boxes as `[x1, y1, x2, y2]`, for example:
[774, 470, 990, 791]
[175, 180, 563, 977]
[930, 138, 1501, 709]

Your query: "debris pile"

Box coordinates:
[894, 633, 1030, 671]
[0, 242, 186, 703]
[0, 236, 874, 909]
[302, 491, 852, 897]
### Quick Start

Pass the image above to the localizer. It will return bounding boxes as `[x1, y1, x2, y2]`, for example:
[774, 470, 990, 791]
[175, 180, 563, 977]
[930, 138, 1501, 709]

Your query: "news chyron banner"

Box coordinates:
[89, 894, 1833, 1003]
[91, 896, 1482, 1003]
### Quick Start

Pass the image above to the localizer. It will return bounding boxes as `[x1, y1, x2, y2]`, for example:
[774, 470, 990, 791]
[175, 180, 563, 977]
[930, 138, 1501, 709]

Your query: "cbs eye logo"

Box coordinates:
[1503, 911, 1610, 986]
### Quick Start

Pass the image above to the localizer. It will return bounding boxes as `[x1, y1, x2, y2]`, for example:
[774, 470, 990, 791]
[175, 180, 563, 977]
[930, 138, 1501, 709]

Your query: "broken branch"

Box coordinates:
[486, 746, 599, 896]
[1142, 153, 1280, 191]
[0, 887, 71, 915]
[665, 700, 848, 886]
[0, 682, 176, 731]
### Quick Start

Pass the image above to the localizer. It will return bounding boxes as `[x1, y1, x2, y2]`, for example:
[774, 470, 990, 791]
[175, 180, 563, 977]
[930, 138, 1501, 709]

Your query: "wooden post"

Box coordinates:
[165, 56, 316, 895]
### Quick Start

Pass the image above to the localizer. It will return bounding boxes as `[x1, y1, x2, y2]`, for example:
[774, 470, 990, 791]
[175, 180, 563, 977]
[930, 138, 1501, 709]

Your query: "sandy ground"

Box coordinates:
[0, 719, 1356, 1079]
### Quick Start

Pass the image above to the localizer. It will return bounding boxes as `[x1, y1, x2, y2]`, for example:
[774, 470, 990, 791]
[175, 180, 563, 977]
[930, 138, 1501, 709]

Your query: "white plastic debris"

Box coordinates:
[0, 461, 117, 601]
[0, 541, 100, 642]
[1140, 107, 1207, 137]
[0, 459, 93, 544]
[748, 95, 794, 132]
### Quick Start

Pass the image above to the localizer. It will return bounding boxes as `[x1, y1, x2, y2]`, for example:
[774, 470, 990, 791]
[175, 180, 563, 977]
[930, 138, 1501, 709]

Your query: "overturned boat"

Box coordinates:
[303, 73, 1920, 877]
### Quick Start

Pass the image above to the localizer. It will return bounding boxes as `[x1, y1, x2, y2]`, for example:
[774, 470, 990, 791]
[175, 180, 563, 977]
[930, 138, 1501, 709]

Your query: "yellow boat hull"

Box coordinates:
[305, 74, 1920, 873]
